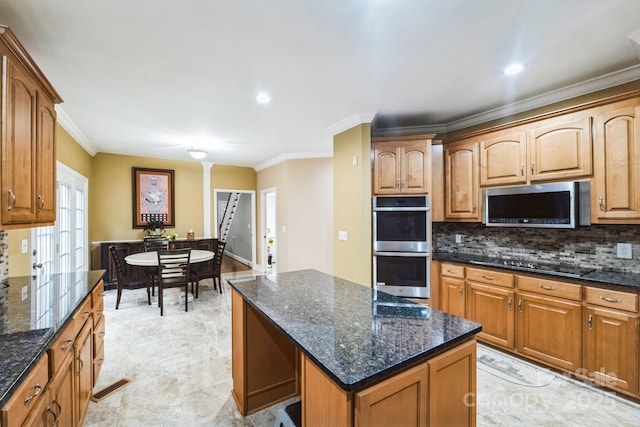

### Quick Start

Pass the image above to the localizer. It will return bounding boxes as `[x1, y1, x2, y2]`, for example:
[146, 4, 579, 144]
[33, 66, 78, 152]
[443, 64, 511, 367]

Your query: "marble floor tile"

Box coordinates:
[84, 273, 640, 426]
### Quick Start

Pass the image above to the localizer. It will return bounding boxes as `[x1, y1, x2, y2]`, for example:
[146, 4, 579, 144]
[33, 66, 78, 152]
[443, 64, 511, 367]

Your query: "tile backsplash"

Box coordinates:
[433, 222, 640, 274]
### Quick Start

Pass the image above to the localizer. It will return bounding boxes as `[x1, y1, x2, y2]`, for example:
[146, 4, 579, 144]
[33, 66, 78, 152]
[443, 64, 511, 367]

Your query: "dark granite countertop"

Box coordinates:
[0, 270, 106, 408]
[228, 269, 481, 392]
[433, 252, 640, 292]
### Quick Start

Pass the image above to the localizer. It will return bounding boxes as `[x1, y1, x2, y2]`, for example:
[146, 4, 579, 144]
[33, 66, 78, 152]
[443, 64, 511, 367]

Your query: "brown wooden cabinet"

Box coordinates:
[480, 129, 528, 187]
[0, 25, 62, 227]
[592, 98, 640, 223]
[74, 318, 93, 426]
[440, 263, 466, 317]
[515, 275, 582, 373]
[583, 286, 639, 396]
[1, 354, 49, 427]
[372, 135, 433, 195]
[445, 139, 480, 221]
[466, 267, 515, 350]
[528, 113, 593, 182]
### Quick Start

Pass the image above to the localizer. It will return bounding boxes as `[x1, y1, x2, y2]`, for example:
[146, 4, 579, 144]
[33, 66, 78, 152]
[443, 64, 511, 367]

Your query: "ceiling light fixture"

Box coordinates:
[256, 92, 271, 104]
[188, 148, 207, 160]
[504, 63, 525, 76]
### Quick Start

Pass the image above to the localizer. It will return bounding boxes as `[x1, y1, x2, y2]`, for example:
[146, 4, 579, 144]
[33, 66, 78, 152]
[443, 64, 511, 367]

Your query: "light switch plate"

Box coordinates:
[21, 239, 29, 254]
[338, 231, 348, 241]
[617, 243, 632, 259]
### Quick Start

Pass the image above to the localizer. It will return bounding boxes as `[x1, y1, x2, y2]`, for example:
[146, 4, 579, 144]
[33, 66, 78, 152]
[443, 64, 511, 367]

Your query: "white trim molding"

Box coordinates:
[55, 106, 98, 156]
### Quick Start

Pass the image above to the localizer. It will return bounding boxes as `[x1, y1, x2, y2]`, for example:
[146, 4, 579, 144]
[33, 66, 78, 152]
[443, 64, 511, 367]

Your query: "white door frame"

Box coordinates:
[213, 189, 256, 268]
[259, 187, 276, 273]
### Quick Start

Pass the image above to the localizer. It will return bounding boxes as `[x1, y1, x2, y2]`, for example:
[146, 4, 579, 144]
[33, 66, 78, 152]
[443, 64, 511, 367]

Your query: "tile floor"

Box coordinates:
[84, 272, 640, 426]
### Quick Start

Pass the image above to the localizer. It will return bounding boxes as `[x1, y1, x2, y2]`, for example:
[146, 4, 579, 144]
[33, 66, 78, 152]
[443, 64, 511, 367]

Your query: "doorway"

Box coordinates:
[213, 189, 256, 268]
[260, 188, 276, 273]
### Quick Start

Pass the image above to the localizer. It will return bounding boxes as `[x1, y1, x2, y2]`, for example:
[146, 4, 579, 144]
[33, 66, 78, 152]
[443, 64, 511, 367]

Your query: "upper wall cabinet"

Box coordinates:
[445, 139, 481, 221]
[0, 25, 62, 227]
[592, 97, 640, 223]
[480, 113, 593, 187]
[528, 113, 593, 182]
[372, 135, 433, 195]
[480, 129, 528, 187]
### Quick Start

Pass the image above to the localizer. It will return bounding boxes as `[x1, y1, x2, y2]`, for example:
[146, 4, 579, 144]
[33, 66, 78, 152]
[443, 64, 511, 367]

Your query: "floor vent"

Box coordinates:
[91, 378, 133, 403]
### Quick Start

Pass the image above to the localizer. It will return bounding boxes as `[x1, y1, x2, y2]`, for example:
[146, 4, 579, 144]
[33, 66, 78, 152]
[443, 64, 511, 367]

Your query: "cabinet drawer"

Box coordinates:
[49, 325, 77, 376]
[94, 313, 106, 354]
[92, 279, 105, 308]
[441, 263, 465, 279]
[585, 287, 638, 313]
[1, 354, 49, 427]
[516, 275, 582, 301]
[73, 296, 93, 331]
[466, 267, 513, 288]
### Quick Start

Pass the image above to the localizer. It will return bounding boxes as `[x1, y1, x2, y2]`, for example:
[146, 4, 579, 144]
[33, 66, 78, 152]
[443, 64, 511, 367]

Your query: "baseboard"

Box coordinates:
[225, 251, 252, 268]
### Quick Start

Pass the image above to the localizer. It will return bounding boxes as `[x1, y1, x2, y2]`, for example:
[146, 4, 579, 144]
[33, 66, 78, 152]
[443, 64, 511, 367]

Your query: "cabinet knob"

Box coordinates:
[23, 382, 42, 405]
[598, 197, 606, 212]
[531, 162, 535, 175]
[7, 189, 16, 212]
[459, 286, 464, 295]
[37, 195, 45, 212]
[518, 299, 523, 312]
[396, 179, 400, 189]
[508, 297, 512, 310]
[521, 165, 524, 176]
[588, 314, 593, 331]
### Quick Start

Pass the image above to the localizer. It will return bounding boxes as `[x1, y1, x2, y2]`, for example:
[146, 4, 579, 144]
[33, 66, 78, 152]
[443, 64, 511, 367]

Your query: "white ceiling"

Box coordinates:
[1, 0, 640, 169]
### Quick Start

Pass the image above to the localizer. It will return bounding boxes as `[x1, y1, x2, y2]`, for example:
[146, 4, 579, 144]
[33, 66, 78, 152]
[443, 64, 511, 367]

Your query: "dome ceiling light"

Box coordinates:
[188, 148, 207, 160]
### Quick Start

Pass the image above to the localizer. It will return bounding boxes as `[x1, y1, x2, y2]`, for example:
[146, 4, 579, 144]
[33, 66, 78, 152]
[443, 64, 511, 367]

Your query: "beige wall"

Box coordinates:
[333, 123, 372, 286]
[8, 124, 94, 277]
[256, 158, 333, 274]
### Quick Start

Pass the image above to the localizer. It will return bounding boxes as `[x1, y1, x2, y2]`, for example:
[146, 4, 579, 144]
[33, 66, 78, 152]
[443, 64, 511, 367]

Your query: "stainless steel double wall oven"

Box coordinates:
[373, 196, 430, 299]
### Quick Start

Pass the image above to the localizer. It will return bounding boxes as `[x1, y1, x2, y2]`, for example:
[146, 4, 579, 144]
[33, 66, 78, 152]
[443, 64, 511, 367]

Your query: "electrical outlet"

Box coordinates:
[617, 243, 632, 259]
[455, 234, 462, 244]
[338, 231, 348, 241]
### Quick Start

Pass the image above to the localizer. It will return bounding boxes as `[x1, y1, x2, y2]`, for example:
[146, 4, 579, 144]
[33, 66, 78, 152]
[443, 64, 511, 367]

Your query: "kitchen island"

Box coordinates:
[229, 269, 481, 427]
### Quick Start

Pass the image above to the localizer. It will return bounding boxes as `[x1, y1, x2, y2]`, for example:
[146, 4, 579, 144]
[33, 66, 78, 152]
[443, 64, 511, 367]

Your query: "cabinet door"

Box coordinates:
[1, 58, 37, 224]
[355, 362, 428, 427]
[36, 92, 56, 223]
[467, 282, 515, 349]
[584, 306, 638, 395]
[516, 292, 582, 372]
[592, 104, 640, 222]
[50, 352, 75, 427]
[75, 320, 93, 426]
[440, 276, 466, 318]
[428, 339, 476, 427]
[445, 141, 480, 221]
[529, 116, 593, 182]
[373, 143, 400, 194]
[480, 130, 528, 186]
[400, 141, 430, 194]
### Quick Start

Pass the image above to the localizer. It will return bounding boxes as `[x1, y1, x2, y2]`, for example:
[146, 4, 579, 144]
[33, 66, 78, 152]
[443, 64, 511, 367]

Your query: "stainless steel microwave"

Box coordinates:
[483, 181, 590, 228]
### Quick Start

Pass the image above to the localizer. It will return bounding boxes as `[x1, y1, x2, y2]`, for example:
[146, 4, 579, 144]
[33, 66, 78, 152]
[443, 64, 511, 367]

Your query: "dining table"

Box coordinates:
[124, 249, 215, 266]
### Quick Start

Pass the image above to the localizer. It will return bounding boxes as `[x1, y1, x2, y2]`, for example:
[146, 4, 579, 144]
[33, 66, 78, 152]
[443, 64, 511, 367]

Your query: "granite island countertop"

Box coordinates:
[433, 251, 640, 292]
[0, 270, 106, 408]
[229, 269, 481, 392]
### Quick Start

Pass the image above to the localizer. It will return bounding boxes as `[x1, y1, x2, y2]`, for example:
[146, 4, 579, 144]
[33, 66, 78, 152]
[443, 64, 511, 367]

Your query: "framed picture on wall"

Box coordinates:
[132, 167, 175, 228]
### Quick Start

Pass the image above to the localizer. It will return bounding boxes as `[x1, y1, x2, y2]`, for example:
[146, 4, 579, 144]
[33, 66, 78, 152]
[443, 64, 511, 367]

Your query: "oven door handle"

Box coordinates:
[374, 251, 430, 257]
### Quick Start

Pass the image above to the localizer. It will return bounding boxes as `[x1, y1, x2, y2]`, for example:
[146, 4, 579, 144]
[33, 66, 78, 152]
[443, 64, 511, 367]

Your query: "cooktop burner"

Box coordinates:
[469, 258, 595, 278]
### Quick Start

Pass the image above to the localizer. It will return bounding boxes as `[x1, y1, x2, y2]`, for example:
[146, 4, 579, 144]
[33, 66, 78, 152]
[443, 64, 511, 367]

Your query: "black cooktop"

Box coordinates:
[468, 259, 595, 279]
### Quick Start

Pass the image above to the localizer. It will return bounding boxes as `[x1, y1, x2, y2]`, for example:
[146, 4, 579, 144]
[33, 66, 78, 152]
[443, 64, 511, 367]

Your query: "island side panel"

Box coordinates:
[301, 354, 354, 427]
[428, 338, 477, 427]
[231, 289, 299, 415]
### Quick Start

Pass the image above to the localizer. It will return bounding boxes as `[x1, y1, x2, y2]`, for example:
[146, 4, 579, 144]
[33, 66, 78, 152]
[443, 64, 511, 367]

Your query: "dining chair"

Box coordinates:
[156, 248, 192, 316]
[188, 239, 217, 297]
[211, 240, 226, 294]
[144, 236, 169, 296]
[109, 244, 150, 309]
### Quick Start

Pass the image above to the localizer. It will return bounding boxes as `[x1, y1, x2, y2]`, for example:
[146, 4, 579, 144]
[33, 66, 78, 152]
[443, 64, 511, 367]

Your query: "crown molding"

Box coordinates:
[55, 106, 98, 156]
[326, 111, 377, 136]
[254, 151, 332, 172]
[374, 65, 640, 136]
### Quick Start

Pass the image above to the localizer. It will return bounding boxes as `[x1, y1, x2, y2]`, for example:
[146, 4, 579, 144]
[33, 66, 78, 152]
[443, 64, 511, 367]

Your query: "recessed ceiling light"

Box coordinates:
[256, 92, 271, 104]
[504, 63, 525, 76]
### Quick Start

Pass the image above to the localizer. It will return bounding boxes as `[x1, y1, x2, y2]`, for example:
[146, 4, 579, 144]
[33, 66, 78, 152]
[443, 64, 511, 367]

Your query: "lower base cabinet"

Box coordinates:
[75, 319, 94, 426]
[467, 282, 515, 349]
[301, 339, 476, 427]
[583, 306, 639, 396]
[516, 292, 582, 373]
